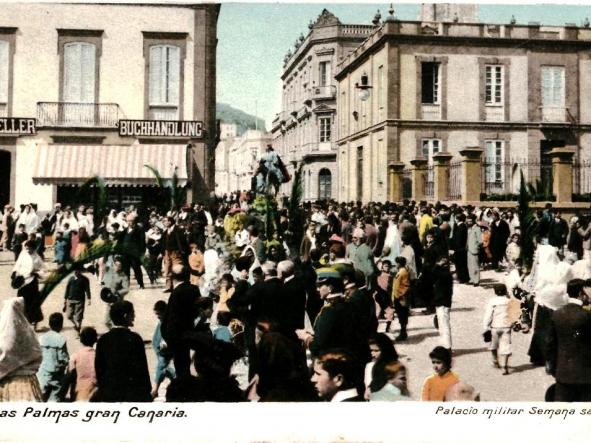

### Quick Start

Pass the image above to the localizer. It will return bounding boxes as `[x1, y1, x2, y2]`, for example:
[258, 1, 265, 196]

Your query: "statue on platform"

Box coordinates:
[252, 145, 291, 196]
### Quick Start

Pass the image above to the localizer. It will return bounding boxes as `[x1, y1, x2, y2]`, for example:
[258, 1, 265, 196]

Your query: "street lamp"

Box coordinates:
[355, 72, 372, 101]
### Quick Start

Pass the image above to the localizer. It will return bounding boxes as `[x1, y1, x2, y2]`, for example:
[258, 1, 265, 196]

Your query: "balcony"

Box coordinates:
[37, 102, 121, 128]
[311, 85, 336, 100]
[539, 106, 576, 124]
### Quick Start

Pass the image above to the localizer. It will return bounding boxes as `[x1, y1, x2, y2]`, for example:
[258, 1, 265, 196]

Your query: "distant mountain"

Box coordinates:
[216, 102, 266, 135]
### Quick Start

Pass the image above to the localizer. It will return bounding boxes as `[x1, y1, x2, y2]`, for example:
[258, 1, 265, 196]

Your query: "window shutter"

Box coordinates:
[149, 46, 163, 105]
[541, 67, 552, 106]
[0, 41, 8, 103]
[80, 43, 96, 103]
[64, 43, 82, 102]
[167, 46, 180, 106]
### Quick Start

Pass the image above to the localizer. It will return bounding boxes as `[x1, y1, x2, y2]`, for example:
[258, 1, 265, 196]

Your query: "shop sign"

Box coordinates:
[0, 117, 36, 135]
[118, 119, 204, 138]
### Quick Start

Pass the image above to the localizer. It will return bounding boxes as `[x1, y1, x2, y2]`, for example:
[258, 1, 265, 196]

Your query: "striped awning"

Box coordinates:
[33, 144, 188, 187]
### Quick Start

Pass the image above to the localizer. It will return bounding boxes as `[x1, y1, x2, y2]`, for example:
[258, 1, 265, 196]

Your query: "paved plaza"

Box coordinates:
[0, 250, 554, 402]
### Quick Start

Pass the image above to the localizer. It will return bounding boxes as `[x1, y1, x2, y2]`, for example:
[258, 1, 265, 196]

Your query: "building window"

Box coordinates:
[318, 168, 332, 199]
[378, 65, 384, 111]
[422, 138, 441, 190]
[485, 65, 503, 105]
[541, 66, 565, 107]
[63, 42, 96, 103]
[0, 40, 8, 116]
[484, 140, 505, 192]
[319, 116, 331, 142]
[421, 62, 439, 104]
[319, 61, 330, 87]
[149, 45, 180, 120]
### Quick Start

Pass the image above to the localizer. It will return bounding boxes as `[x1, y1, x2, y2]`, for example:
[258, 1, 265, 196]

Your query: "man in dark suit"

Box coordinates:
[546, 278, 591, 401]
[311, 349, 364, 401]
[489, 211, 510, 270]
[161, 265, 200, 378]
[118, 215, 146, 289]
[250, 262, 284, 328]
[277, 260, 307, 342]
[94, 301, 151, 402]
[161, 216, 188, 293]
[548, 211, 569, 251]
[451, 212, 469, 283]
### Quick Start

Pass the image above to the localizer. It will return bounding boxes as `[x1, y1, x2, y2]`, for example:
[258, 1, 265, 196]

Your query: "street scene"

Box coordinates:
[0, 2, 590, 408]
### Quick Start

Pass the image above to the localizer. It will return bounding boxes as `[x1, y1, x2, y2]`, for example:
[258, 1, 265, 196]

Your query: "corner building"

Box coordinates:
[335, 14, 591, 203]
[271, 9, 375, 201]
[0, 2, 219, 211]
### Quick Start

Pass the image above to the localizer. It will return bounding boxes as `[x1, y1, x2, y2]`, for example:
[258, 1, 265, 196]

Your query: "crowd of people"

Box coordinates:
[0, 195, 589, 402]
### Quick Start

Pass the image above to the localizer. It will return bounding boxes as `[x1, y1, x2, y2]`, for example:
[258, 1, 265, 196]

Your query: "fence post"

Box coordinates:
[410, 158, 428, 202]
[459, 147, 483, 203]
[388, 161, 405, 202]
[546, 146, 576, 203]
[433, 152, 453, 202]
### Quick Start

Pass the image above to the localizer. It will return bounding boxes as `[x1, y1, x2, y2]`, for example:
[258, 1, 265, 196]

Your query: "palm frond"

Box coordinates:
[517, 170, 535, 272]
[287, 163, 305, 255]
[40, 239, 118, 303]
[144, 164, 165, 189]
[78, 176, 108, 222]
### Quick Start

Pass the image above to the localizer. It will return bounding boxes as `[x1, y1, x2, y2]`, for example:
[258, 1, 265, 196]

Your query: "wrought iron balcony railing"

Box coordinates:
[37, 102, 121, 128]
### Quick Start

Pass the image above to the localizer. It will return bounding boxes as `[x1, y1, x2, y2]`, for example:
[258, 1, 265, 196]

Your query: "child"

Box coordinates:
[218, 273, 235, 313]
[68, 327, 98, 401]
[483, 284, 513, 375]
[375, 260, 393, 320]
[188, 243, 205, 287]
[420, 346, 459, 401]
[213, 311, 233, 343]
[54, 231, 70, 265]
[390, 256, 411, 341]
[37, 312, 69, 401]
[505, 234, 521, 272]
[151, 301, 175, 398]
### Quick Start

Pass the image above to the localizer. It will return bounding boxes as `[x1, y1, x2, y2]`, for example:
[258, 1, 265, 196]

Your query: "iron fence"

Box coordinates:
[37, 102, 121, 128]
[481, 158, 553, 198]
[448, 160, 462, 200]
[423, 164, 434, 198]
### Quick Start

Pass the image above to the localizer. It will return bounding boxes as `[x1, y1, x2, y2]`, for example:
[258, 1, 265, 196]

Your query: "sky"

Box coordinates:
[216, 2, 591, 130]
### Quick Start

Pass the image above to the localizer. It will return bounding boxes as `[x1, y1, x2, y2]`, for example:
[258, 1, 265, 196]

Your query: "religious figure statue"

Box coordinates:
[252, 145, 291, 196]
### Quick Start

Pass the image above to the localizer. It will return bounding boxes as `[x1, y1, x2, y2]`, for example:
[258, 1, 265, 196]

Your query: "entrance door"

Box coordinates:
[0, 150, 10, 208]
[318, 168, 332, 200]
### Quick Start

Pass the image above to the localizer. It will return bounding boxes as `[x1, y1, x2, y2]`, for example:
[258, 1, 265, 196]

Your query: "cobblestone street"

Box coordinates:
[0, 250, 554, 402]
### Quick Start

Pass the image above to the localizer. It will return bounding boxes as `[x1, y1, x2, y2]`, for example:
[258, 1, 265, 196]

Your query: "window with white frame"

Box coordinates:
[422, 138, 441, 185]
[485, 140, 505, 185]
[541, 66, 565, 107]
[319, 116, 331, 142]
[421, 62, 440, 104]
[485, 65, 503, 105]
[0, 40, 8, 116]
[149, 44, 180, 119]
[63, 42, 96, 103]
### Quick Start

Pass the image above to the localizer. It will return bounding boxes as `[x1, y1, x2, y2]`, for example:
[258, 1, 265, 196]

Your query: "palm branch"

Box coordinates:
[287, 163, 304, 255]
[78, 175, 108, 223]
[517, 170, 536, 272]
[40, 239, 118, 303]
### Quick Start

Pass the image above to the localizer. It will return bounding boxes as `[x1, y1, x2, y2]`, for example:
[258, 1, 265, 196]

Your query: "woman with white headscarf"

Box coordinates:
[381, 216, 402, 265]
[0, 297, 43, 401]
[527, 245, 572, 366]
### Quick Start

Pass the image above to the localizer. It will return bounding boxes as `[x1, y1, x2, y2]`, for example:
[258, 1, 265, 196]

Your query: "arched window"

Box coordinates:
[318, 168, 332, 200]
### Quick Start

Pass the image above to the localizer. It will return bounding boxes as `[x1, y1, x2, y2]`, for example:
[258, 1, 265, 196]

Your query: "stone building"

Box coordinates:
[335, 8, 591, 203]
[271, 9, 375, 201]
[215, 128, 272, 196]
[0, 2, 219, 210]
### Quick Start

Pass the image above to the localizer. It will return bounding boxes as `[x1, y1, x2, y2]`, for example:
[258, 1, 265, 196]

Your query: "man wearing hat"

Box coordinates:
[296, 275, 355, 358]
[119, 214, 146, 289]
[346, 228, 377, 291]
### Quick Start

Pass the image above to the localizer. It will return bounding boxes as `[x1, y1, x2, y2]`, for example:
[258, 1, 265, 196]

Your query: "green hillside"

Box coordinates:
[216, 102, 266, 135]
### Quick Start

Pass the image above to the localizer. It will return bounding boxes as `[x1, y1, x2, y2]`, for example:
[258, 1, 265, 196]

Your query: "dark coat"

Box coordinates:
[279, 277, 307, 340]
[310, 297, 355, 358]
[162, 282, 200, 346]
[347, 288, 377, 363]
[451, 222, 468, 252]
[94, 327, 152, 402]
[166, 376, 244, 402]
[119, 225, 146, 257]
[548, 218, 569, 248]
[250, 278, 284, 327]
[490, 219, 510, 258]
[546, 303, 591, 384]
[162, 226, 188, 253]
[432, 265, 453, 308]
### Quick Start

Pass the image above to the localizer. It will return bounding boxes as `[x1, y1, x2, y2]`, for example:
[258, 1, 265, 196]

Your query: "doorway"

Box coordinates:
[0, 150, 11, 208]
